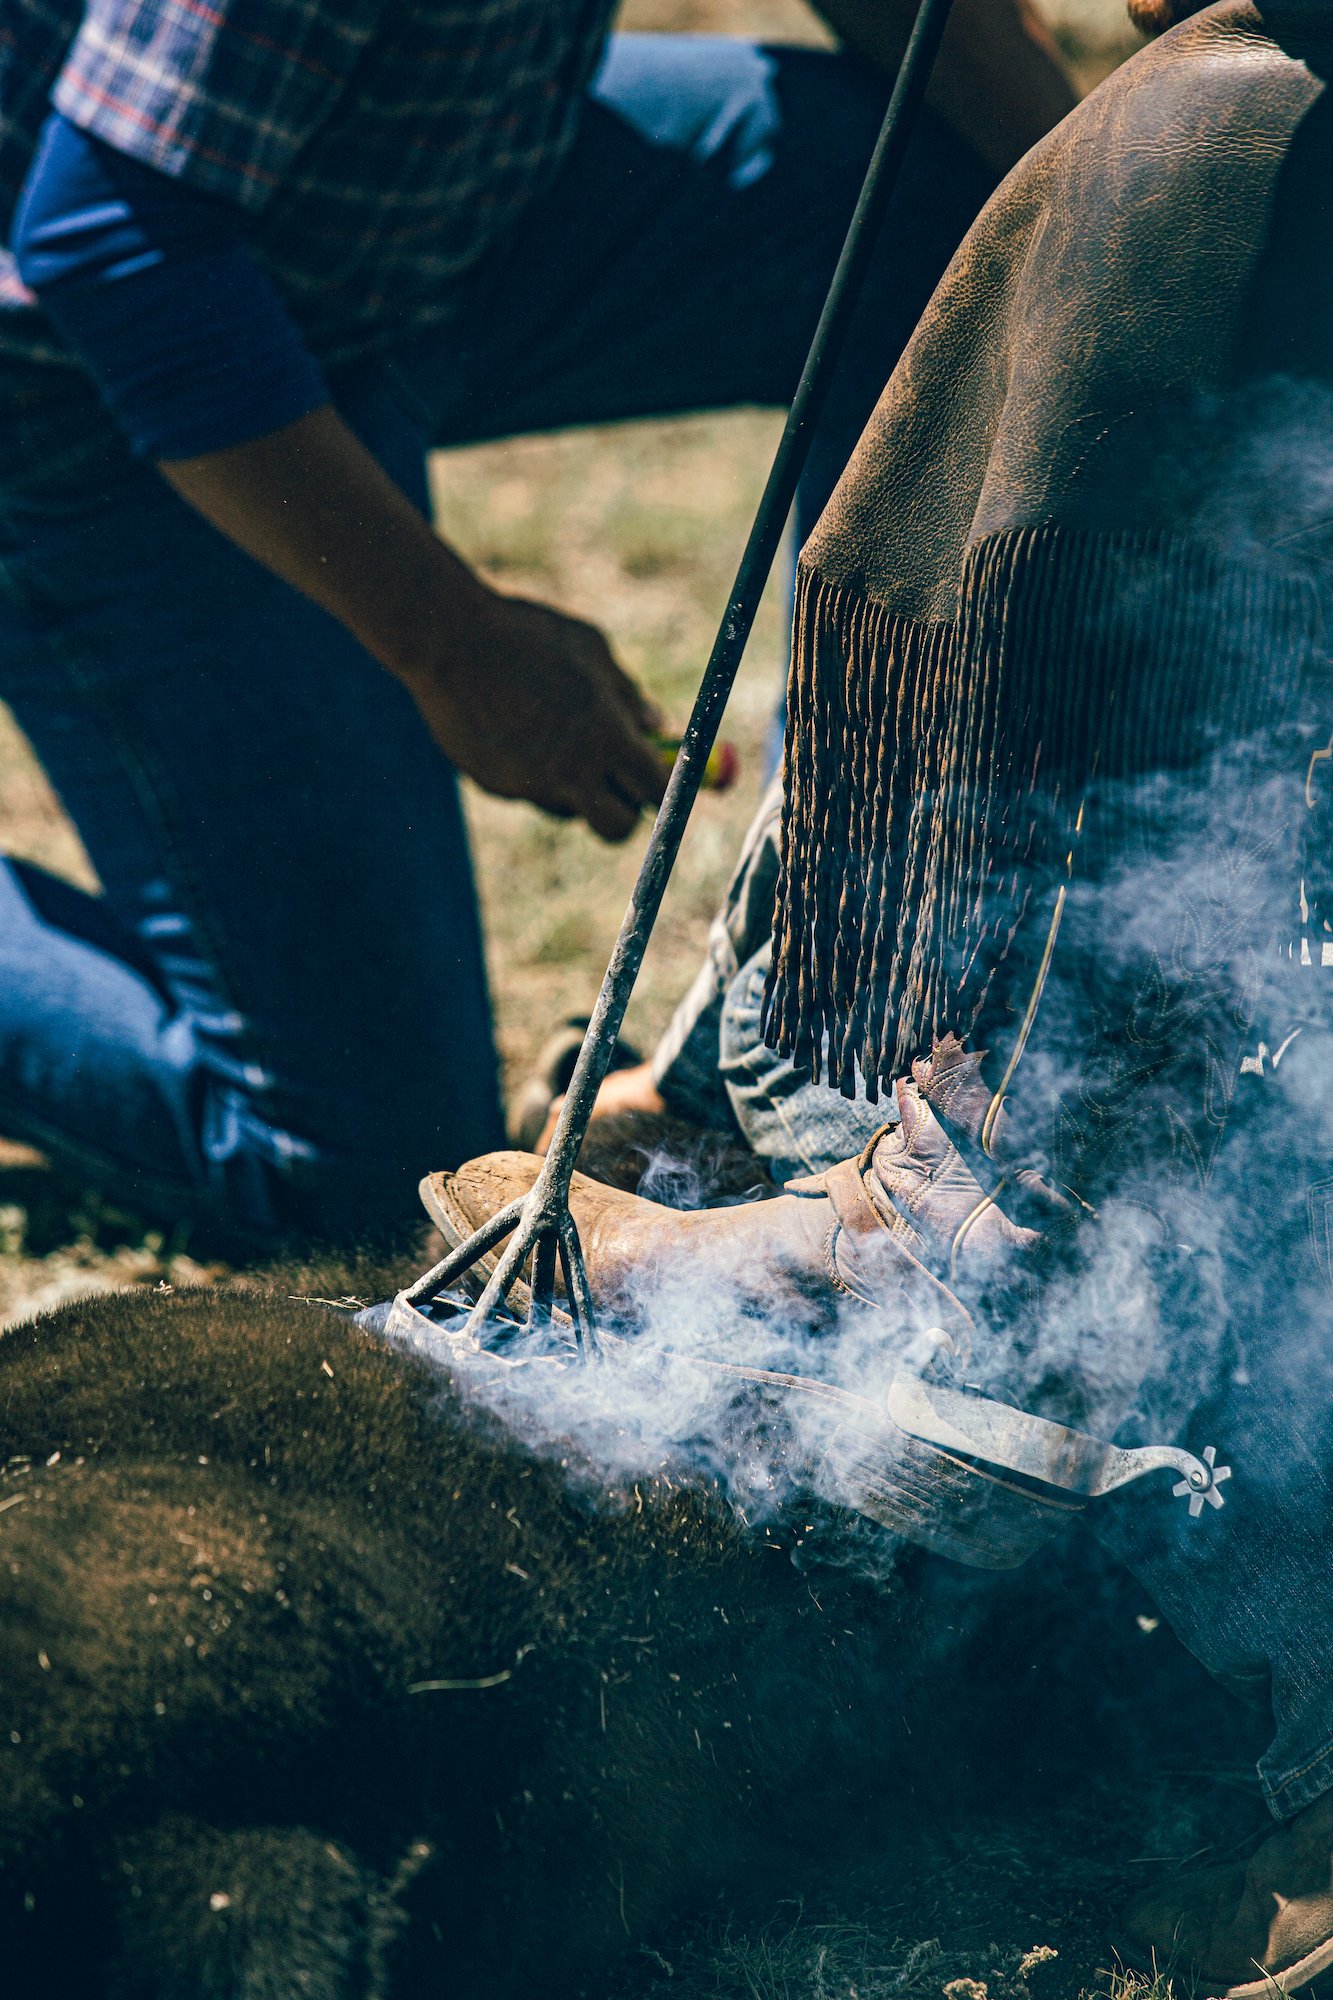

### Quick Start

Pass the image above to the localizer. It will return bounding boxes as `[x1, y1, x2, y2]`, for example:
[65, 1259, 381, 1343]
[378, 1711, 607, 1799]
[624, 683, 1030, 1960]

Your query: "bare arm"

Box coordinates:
[161, 406, 667, 842]
[811, 0, 1077, 176]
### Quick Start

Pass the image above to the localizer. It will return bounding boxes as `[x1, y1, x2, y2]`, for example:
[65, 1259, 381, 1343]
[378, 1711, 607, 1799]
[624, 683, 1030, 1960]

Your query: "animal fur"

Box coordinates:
[0, 1276, 917, 1998]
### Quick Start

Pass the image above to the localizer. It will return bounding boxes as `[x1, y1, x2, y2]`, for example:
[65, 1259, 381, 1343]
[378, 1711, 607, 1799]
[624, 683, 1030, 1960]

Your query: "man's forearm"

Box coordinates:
[812, 0, 1077, 176]
[159, 404, 486, 692]
[159, 406, 668, 838]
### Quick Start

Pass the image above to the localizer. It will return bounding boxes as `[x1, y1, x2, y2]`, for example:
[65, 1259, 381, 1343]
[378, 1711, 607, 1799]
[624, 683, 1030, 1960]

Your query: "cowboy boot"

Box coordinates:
[423, 1029, 1070, 1352]
[1119, 1790, 1333, 1998]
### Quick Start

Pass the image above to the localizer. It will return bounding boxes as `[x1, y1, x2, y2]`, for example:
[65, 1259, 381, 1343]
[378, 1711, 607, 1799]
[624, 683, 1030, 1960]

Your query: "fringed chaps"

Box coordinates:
[764, 523, 1323, 1098]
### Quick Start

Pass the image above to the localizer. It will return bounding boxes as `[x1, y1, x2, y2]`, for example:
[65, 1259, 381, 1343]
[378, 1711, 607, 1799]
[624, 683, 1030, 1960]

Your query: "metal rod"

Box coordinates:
[466, 1220, 536, 1327]
[448, 0, 959, 1344]
[405, 1193, 526, 1306]
[557, 1214, 599, 1362]
[527, 1231, 558, 1333]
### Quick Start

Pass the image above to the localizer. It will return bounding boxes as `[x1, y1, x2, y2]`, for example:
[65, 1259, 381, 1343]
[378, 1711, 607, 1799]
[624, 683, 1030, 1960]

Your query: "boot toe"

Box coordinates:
[423, 1152, 545, 1240]
[420, 1152, 546, 1306]
[420, 1153, 655, 1315]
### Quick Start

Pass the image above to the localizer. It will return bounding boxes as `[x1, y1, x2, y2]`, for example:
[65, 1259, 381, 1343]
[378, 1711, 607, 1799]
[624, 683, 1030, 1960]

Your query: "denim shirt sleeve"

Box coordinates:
[13, 114, 329, 460]
[651, 772, 784, 1127]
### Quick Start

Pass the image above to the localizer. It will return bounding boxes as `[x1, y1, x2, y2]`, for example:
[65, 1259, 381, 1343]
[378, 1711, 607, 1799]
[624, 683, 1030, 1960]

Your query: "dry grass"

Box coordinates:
[603, 1790, 1239, 2000]
[618, 1921, 1074, 2000]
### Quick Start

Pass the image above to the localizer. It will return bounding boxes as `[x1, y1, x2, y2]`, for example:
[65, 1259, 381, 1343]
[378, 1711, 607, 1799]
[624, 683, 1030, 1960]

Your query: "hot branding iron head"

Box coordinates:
[381, 1288, 1229, 1571]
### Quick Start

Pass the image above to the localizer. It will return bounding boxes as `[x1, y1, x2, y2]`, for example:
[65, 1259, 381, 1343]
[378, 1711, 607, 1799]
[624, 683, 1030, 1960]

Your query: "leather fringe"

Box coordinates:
[764, 522, 1322, 1098]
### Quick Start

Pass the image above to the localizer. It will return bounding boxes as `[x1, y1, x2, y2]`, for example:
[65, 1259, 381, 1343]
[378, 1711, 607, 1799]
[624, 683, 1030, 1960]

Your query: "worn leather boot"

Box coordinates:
[1119, 1790, 1333, 1997]
[423, 1034, 1066, 1344]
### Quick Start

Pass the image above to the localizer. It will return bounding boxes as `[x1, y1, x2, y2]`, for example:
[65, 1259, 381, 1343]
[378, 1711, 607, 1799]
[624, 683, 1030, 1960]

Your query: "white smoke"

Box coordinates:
[372, 377, 1333, 1588]
[370, 713, 1333, 1594]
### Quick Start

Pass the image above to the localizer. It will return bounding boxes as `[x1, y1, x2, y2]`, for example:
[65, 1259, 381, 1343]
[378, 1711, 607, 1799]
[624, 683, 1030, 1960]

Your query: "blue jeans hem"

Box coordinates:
[1262, 1736, 1333, 1819]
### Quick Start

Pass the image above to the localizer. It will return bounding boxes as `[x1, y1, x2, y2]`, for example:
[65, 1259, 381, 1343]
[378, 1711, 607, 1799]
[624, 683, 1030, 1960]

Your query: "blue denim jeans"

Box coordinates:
[654, 778, 1333, 1826]
[0, 37, 994, 1243]
[652, 771, 893, 1175]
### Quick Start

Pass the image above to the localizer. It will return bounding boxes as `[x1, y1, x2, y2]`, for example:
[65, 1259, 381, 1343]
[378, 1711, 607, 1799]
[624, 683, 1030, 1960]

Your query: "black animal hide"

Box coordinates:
[0, 1283, 916, 1998]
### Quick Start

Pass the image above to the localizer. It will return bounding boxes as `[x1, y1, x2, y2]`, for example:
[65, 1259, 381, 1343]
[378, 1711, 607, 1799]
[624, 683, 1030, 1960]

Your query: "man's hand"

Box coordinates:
[160, 405, 665, 841]
[403, 589, 666, 842]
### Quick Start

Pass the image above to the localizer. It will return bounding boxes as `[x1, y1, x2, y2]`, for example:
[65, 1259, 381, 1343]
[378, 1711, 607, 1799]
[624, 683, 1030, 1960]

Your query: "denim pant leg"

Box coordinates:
[651, 774, 892, 1177]
[0, 365, 503, 1243]
[1092, 1082, 1333, 1823]
[408, 36, 994, 545]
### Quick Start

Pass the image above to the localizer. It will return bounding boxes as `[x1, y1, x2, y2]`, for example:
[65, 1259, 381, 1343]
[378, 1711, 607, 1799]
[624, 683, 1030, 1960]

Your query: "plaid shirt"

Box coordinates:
[0, 0, 616, 365]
